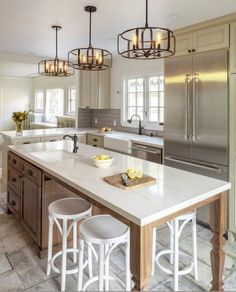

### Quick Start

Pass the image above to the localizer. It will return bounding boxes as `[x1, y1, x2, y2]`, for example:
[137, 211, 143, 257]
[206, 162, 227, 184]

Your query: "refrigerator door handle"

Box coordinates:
[184, 74, 191, 140]
[164, 156, 224, 174]
[192, 73, 199, 142]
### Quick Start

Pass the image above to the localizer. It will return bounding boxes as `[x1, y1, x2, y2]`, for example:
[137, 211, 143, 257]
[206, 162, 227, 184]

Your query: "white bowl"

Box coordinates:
[92, 156, 114, 168]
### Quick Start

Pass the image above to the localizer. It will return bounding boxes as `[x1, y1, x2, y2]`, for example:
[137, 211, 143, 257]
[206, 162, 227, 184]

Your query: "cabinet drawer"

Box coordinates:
[8, 166, 21, 195]
[22, 160, 42, 185]
[87, 134, 104, 147]
[8, 187, 21, 219]
[8, 152, 21, 171]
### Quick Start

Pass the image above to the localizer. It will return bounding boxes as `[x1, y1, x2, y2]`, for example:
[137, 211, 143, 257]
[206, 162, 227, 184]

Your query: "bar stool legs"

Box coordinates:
[47, 216, 54, 276]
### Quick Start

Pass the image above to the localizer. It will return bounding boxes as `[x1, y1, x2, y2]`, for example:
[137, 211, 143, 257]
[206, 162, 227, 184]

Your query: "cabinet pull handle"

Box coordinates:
[12, 177, 17, 182]
[10, 200, 16, 206]
[93, 138, 98, 142]
[93, 144, 98, 147]
[28, 169, 33, 176]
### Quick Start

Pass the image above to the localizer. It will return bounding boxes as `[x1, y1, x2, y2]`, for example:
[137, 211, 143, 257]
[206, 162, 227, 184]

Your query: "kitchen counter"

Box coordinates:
[7, 141, 230, 291]
[0, 127, 97, 140]
[9, 140, 229, 226]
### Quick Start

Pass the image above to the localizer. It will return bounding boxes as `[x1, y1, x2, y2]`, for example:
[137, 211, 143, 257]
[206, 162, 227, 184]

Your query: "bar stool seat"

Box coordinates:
[78, 215, 131, 291]
[47, 198, 92, 291]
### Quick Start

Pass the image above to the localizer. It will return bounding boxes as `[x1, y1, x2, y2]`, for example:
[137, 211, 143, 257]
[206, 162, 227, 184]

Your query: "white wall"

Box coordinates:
[0, 77, 33, 130]
[110, 55, 164, 109]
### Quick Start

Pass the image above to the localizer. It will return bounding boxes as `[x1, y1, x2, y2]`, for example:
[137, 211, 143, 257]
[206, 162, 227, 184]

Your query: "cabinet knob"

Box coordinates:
[188, 49, 191, 53]
[12, 177, 17, 182]
[10, 200, 16, 206]
[192, 49, 196, 53]
[28, 169, 33, 176]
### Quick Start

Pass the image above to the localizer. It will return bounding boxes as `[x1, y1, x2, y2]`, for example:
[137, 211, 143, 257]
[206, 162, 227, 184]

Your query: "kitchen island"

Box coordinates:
[6, 140, 229, 291]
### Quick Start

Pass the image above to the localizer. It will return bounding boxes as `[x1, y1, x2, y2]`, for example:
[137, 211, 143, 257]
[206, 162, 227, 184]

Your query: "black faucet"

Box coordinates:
[127, 114, 143, 135]
[63, 134, 79, 153]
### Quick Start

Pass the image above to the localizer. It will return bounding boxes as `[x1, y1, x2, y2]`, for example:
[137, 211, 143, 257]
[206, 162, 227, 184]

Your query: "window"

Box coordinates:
[126, 78, 144, 120]
[35, 91, 44, 112]
[148, 76, 164, 123]
[68, 88, 76, 115]
[45, 89, 64, 122]
[124, 75, 164, 125]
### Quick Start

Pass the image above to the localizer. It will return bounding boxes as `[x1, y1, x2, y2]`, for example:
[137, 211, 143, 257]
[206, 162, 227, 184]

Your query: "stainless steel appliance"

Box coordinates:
[164, 49, 228, 226]
[131, 142, 162, 164]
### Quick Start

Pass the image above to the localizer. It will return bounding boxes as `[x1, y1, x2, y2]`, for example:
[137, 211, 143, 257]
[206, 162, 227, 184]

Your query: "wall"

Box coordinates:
[110, 54, 164, 109]
[0, 76, 33, 130]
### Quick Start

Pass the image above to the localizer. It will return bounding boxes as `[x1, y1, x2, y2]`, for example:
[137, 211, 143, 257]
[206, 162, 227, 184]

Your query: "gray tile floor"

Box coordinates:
[0, 185, 236, 291]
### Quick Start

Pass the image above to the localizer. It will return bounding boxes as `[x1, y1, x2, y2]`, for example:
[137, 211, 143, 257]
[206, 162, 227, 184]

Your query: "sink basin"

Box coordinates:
[31, 150, 74, 163]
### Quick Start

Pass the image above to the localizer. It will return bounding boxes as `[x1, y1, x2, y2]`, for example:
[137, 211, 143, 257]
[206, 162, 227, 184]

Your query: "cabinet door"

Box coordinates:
[230, 22, 236, 73]
[174, 33, 193, 56]
[98, 69, 111, 108]
[229, 74, 236, 237]
[21, 176, 41, 244]
[193, 24, 229, 53]
[80, 71, 91, 108]
[90, 71, 99, 108]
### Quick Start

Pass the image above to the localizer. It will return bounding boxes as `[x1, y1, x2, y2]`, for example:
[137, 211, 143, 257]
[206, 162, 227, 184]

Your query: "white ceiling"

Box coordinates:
[0, 0, 236, 59]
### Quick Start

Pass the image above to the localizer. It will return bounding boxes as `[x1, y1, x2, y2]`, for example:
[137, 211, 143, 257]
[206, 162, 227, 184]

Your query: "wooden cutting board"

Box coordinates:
[103, 173, 156, 190]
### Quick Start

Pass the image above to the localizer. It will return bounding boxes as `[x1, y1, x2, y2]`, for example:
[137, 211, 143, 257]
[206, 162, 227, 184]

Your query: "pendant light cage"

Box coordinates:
[68, 6, 112, 71]
[117, 0, 175, 59]
[38, 26, 74, 77]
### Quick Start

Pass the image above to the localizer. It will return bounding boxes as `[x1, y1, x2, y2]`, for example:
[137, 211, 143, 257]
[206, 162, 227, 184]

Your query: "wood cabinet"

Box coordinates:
[21, 176, 41, 244]
[175, 24, 229, 56]
[87, 134, 104, 148]
[7, 152, 42, 244]
[79, 69, 110, 109]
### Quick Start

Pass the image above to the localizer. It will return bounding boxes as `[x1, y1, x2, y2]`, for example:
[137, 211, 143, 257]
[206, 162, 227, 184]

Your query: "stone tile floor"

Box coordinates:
[0, 188, 236, 291]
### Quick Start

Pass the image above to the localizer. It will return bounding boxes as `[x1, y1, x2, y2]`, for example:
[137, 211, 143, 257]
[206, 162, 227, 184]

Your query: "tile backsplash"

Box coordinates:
[77, 108, 163, 137]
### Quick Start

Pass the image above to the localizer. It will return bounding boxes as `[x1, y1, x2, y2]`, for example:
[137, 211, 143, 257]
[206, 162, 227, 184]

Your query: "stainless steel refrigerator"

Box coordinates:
[164, 49, 228, 226]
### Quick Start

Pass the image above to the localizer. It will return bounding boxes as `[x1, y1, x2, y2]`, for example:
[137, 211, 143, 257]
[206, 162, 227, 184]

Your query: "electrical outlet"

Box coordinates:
[113, 120, 117, 126]
[95, 118, 98, 124]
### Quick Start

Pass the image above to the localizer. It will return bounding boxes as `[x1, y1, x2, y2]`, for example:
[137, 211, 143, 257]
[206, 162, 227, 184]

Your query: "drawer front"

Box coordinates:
[8, 152, 21, 171]
[8, 166, 21, 195]
[8, 187, 21, 219]
[87, 134, 104, 147]
[22, 160, 42, 185]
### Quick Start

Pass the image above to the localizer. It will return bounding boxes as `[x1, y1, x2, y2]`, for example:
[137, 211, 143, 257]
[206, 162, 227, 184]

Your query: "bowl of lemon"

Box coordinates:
[92, 154, 113, 168]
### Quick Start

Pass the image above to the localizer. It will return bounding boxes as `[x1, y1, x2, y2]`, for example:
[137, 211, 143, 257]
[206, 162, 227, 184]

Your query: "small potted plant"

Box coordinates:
[12, 111, 29, 136]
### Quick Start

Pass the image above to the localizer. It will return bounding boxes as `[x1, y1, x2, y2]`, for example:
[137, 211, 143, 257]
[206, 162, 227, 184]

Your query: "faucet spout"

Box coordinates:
[63, 134, 79, 153]
[127, 114, 143, 135]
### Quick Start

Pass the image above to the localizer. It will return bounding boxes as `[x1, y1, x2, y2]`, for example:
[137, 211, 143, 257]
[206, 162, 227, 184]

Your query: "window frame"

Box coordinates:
[34, 90, 45, 113]
[44, 88, 64, 123]
[67, 87, 77, 116]
[122, 73, 164, 130]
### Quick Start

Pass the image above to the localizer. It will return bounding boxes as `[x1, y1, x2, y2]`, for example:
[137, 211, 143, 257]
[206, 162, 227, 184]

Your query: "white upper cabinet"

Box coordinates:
[175, 33, 193, 56]
[79, 69, 110, 109]
[175, 24, 229, 56]
[230, 22, 236, 73]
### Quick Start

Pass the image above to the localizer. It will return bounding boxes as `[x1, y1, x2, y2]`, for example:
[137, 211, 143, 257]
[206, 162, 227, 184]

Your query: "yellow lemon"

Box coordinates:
[136, 171, 143, 179]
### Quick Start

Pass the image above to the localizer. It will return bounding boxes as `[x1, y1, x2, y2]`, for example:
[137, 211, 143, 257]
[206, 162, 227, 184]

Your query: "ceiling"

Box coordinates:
[0, 0, 236, 59]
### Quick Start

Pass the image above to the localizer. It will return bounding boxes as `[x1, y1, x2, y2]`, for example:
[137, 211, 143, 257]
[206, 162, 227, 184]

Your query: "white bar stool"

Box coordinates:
[77, 214, 131, 291]
[152, 211, 198, 291]
[47, 198, 92, 291]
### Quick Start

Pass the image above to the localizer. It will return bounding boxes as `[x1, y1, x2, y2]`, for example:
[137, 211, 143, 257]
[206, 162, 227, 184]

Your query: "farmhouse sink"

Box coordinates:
[30, 150, 74, 163]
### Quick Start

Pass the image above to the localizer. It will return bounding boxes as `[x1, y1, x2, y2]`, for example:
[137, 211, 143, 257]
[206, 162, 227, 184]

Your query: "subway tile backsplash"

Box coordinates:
[77, 108, 163, 137]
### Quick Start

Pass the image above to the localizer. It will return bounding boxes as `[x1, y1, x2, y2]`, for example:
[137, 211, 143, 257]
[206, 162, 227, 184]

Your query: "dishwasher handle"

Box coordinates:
[131, 146, 162, 155]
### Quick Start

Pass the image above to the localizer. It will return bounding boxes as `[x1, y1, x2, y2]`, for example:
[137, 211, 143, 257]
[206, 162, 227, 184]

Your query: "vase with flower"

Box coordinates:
[12, 111, 29, 136]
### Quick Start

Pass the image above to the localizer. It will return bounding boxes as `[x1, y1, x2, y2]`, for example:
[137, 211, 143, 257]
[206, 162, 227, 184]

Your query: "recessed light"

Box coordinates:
[170, 14, 181, 20]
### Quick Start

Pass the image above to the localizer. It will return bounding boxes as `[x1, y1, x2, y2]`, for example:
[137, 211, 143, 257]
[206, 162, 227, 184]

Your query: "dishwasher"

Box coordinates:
[131, 142, 163, 164]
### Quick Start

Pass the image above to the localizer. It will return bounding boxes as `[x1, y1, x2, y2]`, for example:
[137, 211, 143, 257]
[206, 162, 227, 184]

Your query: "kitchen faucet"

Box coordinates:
[127, 114, 143, 135]
[63, 134, 79, 153]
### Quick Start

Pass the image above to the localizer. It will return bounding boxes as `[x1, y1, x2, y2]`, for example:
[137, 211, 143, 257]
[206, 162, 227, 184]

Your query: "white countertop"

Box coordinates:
[0, 128, 96, 140]
[0, 128, 163, 149]
[8, 141, 230, 226]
